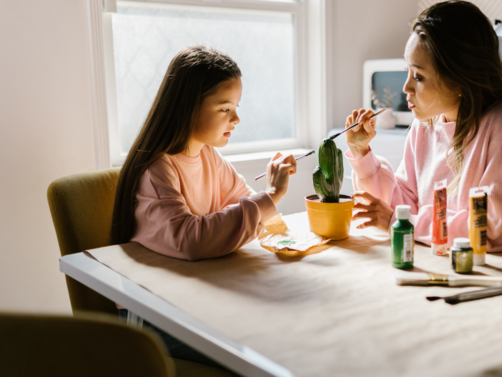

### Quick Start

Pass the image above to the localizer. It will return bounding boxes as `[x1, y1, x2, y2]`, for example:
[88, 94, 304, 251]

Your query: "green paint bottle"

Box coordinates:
[391, 205, 414, 269]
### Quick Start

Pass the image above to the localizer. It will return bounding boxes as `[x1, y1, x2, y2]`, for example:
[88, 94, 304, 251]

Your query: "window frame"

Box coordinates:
[89, 0, 327, 167]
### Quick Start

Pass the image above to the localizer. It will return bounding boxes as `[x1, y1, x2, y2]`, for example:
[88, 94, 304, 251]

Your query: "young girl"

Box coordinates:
[110, 46, 296, 366]
[111, 46, 296, 259]
[345, 1, 502, 251]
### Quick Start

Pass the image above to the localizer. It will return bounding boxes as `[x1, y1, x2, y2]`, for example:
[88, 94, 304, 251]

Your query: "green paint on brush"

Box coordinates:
[278, 240, 296, 245]
[313, 138, 344, 203]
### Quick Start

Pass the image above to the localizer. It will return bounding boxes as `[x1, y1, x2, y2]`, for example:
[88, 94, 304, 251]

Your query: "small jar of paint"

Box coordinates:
[451, 237, 474, 274]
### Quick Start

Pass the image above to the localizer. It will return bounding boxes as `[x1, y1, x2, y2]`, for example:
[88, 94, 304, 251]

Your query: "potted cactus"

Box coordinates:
[305, 138, 354, 240]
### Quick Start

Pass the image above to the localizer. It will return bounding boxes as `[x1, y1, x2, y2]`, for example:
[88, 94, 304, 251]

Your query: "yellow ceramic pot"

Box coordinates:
[305, 194, 354, 240]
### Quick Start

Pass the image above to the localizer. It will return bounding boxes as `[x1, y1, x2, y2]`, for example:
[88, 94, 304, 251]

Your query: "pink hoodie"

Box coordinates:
[346, 101, 502, 251]
[131, 145, 276, 260]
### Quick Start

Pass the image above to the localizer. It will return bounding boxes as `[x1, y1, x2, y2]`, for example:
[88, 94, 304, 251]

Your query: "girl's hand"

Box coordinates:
[351, 191, 394, 232]
[266, 152, 297, 206]
[345, 108, 377, 158]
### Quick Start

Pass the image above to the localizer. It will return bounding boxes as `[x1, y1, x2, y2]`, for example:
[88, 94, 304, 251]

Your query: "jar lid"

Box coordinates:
[395, 205, 411, 220]
[453, 237, 471, 249]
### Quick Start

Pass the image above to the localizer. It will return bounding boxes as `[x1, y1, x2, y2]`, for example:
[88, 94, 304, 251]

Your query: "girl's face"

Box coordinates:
[403, 32, 461, 122]
[190, 77, 242, 153]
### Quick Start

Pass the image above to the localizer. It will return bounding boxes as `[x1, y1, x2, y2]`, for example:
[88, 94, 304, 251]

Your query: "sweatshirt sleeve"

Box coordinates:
[346, 116, 502, 251]
[131, 170, 276, 261]
[345, 125, 437, 243]
[346, 127, 420, 216]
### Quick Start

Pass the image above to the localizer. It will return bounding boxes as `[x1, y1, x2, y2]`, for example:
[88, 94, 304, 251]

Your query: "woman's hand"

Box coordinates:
[352, 191, 394, 232]
[345, 108, 377, 158]
[266, 152, 297, 206]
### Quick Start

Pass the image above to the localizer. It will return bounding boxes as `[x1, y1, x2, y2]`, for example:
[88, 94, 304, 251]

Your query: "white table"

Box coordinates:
[60, 251, 292, 377]
[60, 212, 502, 377]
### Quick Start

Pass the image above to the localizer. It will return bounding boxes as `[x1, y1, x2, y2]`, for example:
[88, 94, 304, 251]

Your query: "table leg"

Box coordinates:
[127, 310, 144, 328]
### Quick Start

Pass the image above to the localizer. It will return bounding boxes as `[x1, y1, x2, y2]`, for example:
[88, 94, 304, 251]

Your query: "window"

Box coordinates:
[96, 0, 326, 167]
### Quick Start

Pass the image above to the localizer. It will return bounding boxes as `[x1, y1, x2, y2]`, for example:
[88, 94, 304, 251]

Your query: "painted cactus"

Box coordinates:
[313, 138, 344, 203]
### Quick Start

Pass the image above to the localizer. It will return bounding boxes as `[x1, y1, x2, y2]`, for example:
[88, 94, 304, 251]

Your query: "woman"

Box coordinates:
[346, 1, 502, 251]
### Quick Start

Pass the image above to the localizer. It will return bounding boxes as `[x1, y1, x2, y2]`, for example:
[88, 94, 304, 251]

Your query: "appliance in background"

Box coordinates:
[494, 20, 502, 56]
[362, 30, 502, 129]
[334, 26, 502, 195]
[362, 58, 413, 128]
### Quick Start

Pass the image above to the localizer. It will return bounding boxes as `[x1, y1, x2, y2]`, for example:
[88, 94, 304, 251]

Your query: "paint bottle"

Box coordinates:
[432, 179, 448, 256]
[391, 205, 414, 269]
[469, 186, 488, 266]
[451, 237, 473, 274]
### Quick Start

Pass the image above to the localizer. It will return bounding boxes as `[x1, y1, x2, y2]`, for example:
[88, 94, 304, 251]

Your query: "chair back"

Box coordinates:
[47, 168, 120, 315]
[0, 312, 174, 377]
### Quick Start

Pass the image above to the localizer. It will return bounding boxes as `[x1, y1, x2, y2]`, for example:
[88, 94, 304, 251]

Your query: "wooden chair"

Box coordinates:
[47, 169, 237, 377]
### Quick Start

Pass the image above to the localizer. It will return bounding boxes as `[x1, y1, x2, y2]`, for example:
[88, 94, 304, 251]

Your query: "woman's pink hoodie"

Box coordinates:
[347, 102, 502, 251]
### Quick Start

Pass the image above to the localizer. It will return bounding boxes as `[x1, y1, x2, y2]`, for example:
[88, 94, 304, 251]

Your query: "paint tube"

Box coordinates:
[432, 179, 448, 256]
[469, 186, 488, 266]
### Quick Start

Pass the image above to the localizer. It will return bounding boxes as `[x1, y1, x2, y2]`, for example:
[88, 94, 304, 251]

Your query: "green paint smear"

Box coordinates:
[278, 240, 296, 245]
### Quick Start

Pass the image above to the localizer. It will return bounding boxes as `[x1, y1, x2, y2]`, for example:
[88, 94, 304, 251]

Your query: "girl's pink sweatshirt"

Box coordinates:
[131, 145, 276, 260]
[346, 101, 502, 252]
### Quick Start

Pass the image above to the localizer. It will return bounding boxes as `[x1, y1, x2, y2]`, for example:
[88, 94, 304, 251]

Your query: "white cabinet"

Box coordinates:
[327, 127, 410, 195]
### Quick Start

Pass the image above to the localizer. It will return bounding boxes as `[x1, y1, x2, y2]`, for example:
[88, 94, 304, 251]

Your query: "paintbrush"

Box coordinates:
[426, 286, 502, 305]
[254, 150, 315, 181]
[329, 108, 386, 140]
[394, 272, 502, 287]
[254, 109, 385, 182]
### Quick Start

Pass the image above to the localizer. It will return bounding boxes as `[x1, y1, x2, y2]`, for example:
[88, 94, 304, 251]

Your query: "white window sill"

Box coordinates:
[224, 148, 313, 164]
[111, 148, 314, 168]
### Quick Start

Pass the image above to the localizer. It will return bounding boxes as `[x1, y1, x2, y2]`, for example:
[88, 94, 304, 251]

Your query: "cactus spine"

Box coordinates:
[313, 138, 344, 203]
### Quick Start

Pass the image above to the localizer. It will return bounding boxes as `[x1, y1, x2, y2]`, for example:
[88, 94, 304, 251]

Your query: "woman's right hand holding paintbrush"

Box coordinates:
[345, 108, 377, 158]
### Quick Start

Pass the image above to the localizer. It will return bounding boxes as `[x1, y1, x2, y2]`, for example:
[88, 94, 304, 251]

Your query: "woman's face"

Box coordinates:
[190, 77, 242, 152]
[403, 32, 461, 122]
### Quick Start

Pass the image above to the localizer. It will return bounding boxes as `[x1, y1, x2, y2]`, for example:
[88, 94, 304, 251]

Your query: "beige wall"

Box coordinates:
[0, 0, 96, 313]
[328, 0, 418, 130]
[0, 0, 418, 314]
[418, 0, 502, 22]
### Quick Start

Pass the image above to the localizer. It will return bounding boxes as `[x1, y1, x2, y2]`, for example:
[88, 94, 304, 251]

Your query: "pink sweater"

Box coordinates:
[131, 145, 276, 260]
[347, 101, 502, 252]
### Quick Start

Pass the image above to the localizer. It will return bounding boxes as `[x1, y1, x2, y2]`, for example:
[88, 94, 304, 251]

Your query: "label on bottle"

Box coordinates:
[402, 233, 413, 262]
[469, 187, 489, 256]
[432, 179, 448, 247]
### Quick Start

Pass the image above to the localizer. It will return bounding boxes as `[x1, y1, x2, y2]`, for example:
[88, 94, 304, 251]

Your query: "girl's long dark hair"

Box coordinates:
[110, 46, 241, 245]
[412, 1, 502, 193]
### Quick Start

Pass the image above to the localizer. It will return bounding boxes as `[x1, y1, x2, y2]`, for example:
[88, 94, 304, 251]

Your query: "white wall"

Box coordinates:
[327, 0, 418, 130]
[0, 0, 96, 314]
[0, 0, 418, 314]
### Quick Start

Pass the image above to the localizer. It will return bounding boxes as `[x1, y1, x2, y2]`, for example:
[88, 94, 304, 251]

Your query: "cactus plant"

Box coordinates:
[313, 138, 344, 203]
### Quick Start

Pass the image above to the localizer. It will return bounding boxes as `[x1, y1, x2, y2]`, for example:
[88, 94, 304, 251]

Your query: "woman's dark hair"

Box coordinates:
[110, 46, 241, 245]
[412, 1, 502, 192]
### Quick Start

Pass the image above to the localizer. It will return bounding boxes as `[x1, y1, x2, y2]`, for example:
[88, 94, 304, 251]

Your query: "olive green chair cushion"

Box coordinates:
[47, 168, 121, 315]
[0, 311, 174, 377]
[47, 169, 239, 376]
